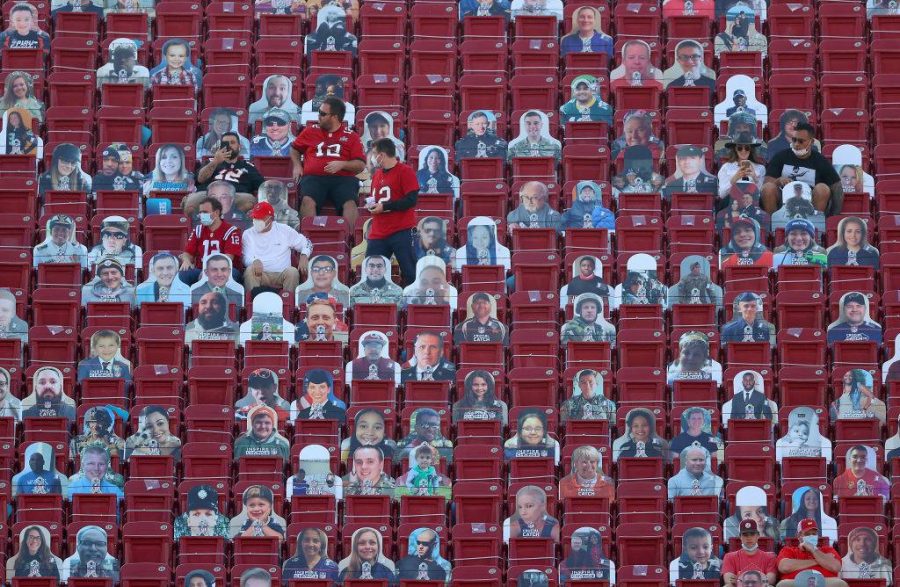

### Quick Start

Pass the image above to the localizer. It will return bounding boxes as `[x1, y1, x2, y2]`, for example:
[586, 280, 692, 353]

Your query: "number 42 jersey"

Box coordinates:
[292, 124, 366, 177]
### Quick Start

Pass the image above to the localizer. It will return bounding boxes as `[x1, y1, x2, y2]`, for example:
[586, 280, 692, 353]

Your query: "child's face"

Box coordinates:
[790, 424, 809, 443]
[516, 494, 544, 524]
[245, 496, 270, 520]
[94, 336, 119, 361]
[685, 536, 711, 564]
[165, 44, 187, 70]
[416, 451, 434, 469]
[11, 10, 34, 34]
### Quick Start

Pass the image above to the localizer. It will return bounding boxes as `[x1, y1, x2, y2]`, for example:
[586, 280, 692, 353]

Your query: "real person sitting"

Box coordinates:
[775, 519, 848, 587]
[722, 521, 777, 587]
[183, 132, 264, 215]
[241, 201, 313, 295]
[760, 122, 843, 215]
[178, 193, 243, 285]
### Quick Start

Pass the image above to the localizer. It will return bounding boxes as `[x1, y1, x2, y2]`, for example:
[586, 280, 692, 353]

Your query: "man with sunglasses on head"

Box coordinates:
[761, 122, 843, 216]
[192, 130, 265, 207]
[250, 107, 295, 158]
[291, 96, 367, 227]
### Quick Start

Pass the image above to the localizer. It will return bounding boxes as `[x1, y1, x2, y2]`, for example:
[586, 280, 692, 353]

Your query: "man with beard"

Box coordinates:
[507, 181, 563, 233]
[295, 296, 348, 343]
[727, 371, 773, 423]
[666, 40, 716, 89]
[0, 367, 21, 421]
[663, 145, 718, 197]
[13, 444, 63, 496]
[561, 293, 616, 344]
[250, 108, 295, 158]
[81, 257, 136, 306]
[60, 526, 119, 582]
[667, 445, 724, 498]
[721, 292, 775, 345]
[346, 332, 400, 384]
[726, 89, 756, 117]
[23, 367, 76, 422]
[179, 194, 243, 284]
[65, 445, 124, 499]
[259, 179, 299, 230]
[184, 291, 239, 344]
[136, 252, 191, 306]
[560, 76, 613, 126]
[400, 331, 456, 383]
[194, 132, 265, 198]
[454, 292, 507, 344]
[92, 145, 141, 192]
[190, 254, 244, 310]
[33, 214, 88, 268]
[249, 75, 300, 125]
[396, 529, 449, 581]
[507, 111, 562, 161]
[455, 110, 508, 162]
[762, 123, 842, 214]
[827, 292, 882, 345]
[349, 255, 403, 307]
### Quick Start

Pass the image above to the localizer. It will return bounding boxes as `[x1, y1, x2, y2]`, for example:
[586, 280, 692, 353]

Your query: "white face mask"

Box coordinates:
[198, 212, 213, 226]
[791, 146, 810, 157]
[252, 219, 269, 232]
[802, 535, 818, 547]
[741, 543, 758, 552]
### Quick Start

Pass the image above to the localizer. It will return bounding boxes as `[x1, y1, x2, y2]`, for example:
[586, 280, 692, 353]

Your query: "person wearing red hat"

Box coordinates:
[722, 520, 777, 587]
[241, 200, 313, 294]
[775, 519, 846, 587]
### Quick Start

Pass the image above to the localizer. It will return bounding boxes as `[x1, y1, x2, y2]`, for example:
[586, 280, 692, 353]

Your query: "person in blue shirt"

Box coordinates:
[12, 443, 64, 497]
[560, 6, 613, 57]
[65, 445, 124, 500]
[76, 329, 132, 383]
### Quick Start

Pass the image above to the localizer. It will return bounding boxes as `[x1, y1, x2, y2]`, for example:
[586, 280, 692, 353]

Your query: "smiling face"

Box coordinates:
[576, 7, 596, 33]
[265, 118, 289, 142]
[841, 167, 859, 191]
[524, 115, 542, 141]
[732, 224, 755, 250]
[81, 450, 108, 481]
[306, 381, 330, 405]
[738, 300, 757, 322]
[25, 529, 42, 556]
[152, 256, 177, 286]
[676, 44, 703, 75]
[205, 259, 230, 287]
[786, 228, 811, 251]
[158, 147, 181, 178]
[143, 411, 170, 440]
[414, 413, 441, 442]
[802, 489, 818, 512]
[468, 115, 489, 136]
[623, 42, 650, 76]
[415, 448, 434, 469]
[419, 267, 445, 292]
[57, 157, 77, 177]
[245, 496, 271, 520]
[265, 77, 289, 107]
[352, 447, 383, 482]
[842, 220, 863, 249]
[10, 8, 34, 35]
[426, 150, 441, 172]
[77, 530, 107, 563]
[575, 453, 599, 479]
[624, 117, 651, 146]
[844, 300, 866, 325]
[471, 297, 491, 320]
[251, 413, 274, 439]
[10, 75, 29, 99]
[470, 225, 491, 250]
[519, 415, 545, 445]
[470, 376, 489, 401]
[93, 335, 118, 361]
[301, 529, 323, 560]
[685, 535, 712, 565]
[355, 412, 385, 445]
[311, 258, 336, 290]
[520, 184, 545, 212]
[686, 411, 704, 434]
[629, 414, 651, 441]
[684, 448, 707, 475]
[164, 43, 187, 71]
[739, 505, 766, 527]
[305, 303, 336, 337]
[212, 112, 231, 135]
[355, 530, 380, 562]
[849, 448, 868, 475]
[577, 373, 596, 398]
[574, 82, 592, 103]
[99, 267, 123, 290]
[850, 531, 877, 562]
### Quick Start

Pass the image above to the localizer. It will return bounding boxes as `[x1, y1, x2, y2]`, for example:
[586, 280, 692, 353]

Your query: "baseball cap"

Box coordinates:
[798, 518, 818, 534]
[48, 214, 74, 229]
[101, 147, 120, 161]
[843, 292, 867, 306]
[739, 519, 759, 534]
[263, 108, 290, 125]
[784, 218, 816, 238]
[249, 201, 275, 219]
[362, 333, 384, 346]
[676, 145, 702, 158]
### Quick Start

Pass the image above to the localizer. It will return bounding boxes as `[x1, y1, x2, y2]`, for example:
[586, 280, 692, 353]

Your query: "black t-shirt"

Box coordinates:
[765, 149, 840, 187]
[196, 159, 265, 194]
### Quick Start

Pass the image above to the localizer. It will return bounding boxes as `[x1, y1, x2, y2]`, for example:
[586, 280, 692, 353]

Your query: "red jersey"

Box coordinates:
[184, 221, 242, 268]
[292, 124, 366, 177]
[367, 162, 420, 240]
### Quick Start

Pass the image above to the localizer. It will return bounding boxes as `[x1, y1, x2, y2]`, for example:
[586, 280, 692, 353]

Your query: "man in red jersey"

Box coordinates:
[179, 193, 243, 285]
[291, 96, 366, 227]
[364, 138, 419, 286]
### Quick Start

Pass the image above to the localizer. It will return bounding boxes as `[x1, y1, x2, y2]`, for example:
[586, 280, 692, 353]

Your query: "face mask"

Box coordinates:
[252, 219, 268, 232]
[802, 535, 818, 547]
[198, 213, 213, 226]
[791, 146, 809, 157]
[741, 543, 758, 552]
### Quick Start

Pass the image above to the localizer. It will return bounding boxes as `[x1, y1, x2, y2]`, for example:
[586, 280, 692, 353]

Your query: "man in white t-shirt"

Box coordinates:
[241, 201, 313, 293]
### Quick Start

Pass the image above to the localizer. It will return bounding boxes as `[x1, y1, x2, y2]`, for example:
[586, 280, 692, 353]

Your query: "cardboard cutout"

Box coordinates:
[340, 408, 397, 462]
[883, 333, 900, 385]
[612, 253, 668, 309]
[296, 254, 351, 309]
[343, 444, 396, 497]
[663, 40, 716, 90]
[720, 292, 775, 346]
[51, 0, 104, 17]
[504, 408, 560, 463]
[282, 527, 340, 582]
[144, 143, 195, 195]
[38, 144, 88, 194]
[780, 486, 837, 541]
[841, 527, 893, 582]
[772, 218, 827, 268]
[0, 288, 26, 343]
[197, 108, 251, 159]
[833, 144, 875, 197]
[396, 527, 452, 581]
[723, 485, 780, 541]
[190, 253, 245, 310]
[0, 4, 50, 53]
[507, 181, 563, 232]
[776, 406, 832, 463]
[667, 255, 723, 307]
[345, 330, 400, 385]
[768, 109, 817, 158]
[560, 527, 615, 584]
[60, 526, 119, 583]
[610, 41, 664, 89]
[234, 404, 290, 460]
[123, 404, 182, 460]
[413, 216, 455, 266]
[561, 369, 616, 423]
[0, 106, 41, 157]
[361, 110, 405, 162]
[826, 292, 882, 346]
[667, 331, 723, 385]
[82, 256, 137, 306]
[400, 329, 456, 383]
[287, 444, 343, 500]
[77, 329, 133, 382]
[826, 216, 880, 269]
[395, 444, 452, 498]
[507, 110, 561, 161]
[96, 38, 149, 87]
[173, 484, 230, 540]
[510, 0, 562, 19]
[235, 368, 290, 422]
[559, 445, 614, 499]
[136, 251, 191, 307]
[667, 445, 723, 498]
[294, 296, 349, 344]
[669, 406, 723, 461]
[560, 74, 613, 126]
[299, 74, 355, 127]
[103, 0, 154, 16]
[33, 214, 88, 269]
[503, 484, 561, 543]
[87, 215, 143, 269]
[454, 110, 508, 162]
[93, 143, 142, 193]
[714, 75, 767, 128]
[70, 405, 125, 460]
[668, 527, 722, 584]
[229, 484, 287, 540]
[0, 70, 44, 122]
[771, 181, 826, 233]
[561, 293, 616, 344]
[722, 370, 776, 428]
[12, 442, 67, 497]
[612, 408, 669, 462]
[715, 0, 767, 22]
[249, 75, 300, 126]
[149, 38, 201, 89]
[561, 254, 612, 308]
[185, 290, 240, 345]
[612, 145, 665, 197]
[459, 0, 511, 19]
[349, 255, 404, 307]
[21, 366, 76, 422]
[452, 370, 508, 424]
[6, 525, 64, 581]
[663, 144, 718, 199]
[561, 180, 614, 230]
[239, 291, 296, 346]
[833, 445, 889, 501]
[403, 257, 458, 309]
[718, 216, 772, 269]
[417, 146, 460, 199]
[305, 4, 358, 55]
[716, 181, 769, 232]
[65, 445, 124, 500]
[250, 107, 295, 158]
[0, 367, 22, 421]
[831, 369, 885, 425]
[337, 527, 396, 581]
[454, 292, 507, 344]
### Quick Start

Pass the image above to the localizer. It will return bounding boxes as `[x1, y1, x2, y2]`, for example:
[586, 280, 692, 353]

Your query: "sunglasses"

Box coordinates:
[317, 110, 332, 117]
[735, 145, 752, 152]
[265, 119, 287, 126]
[101, 231, 127, 240]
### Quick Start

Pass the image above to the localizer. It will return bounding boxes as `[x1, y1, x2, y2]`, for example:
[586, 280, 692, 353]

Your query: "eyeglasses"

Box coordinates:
[417, 422, 440, 429]
[101, 231, 127, 240]
[735, 145, 752, 152]
[416, 540, 435, 547]
[265, 120, 286, 126]
[317, 110, 331, 117]
[678, 53, 703, 62]
[311, 265, 335, 273]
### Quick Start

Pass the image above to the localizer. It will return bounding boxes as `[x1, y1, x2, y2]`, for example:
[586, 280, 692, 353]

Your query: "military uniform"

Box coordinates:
[720, 317, 774, 345]
[348, 357, 400, 382]
[454, 317, 507, 344]
[454, 132, 508, 161]
[662, 171, 719, 198]
[561, 316, 616, 344]
[33, 241, 88, 268]
[506, 137, 562, 161]
[349, 280, 404, 307]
